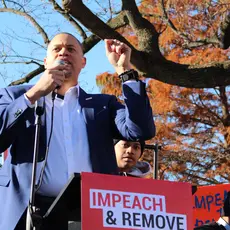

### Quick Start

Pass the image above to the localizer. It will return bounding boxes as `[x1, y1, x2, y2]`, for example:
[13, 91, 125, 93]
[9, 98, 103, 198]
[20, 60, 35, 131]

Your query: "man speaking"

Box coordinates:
[0, 33, 155, 229]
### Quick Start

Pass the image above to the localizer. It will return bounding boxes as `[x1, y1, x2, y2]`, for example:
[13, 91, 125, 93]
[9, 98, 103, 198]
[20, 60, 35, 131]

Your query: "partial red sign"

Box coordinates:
[193, 184, 230, 228]
[81, 172, 193, 230]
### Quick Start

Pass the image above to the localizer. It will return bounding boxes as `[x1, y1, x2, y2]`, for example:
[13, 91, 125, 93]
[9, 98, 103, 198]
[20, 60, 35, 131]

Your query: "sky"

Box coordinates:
[0, 1, 117, 160]
[0, 0, 116, 93]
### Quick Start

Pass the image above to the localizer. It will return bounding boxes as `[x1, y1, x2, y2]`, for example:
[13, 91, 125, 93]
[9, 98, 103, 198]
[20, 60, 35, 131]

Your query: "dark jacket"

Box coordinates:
[122, 161, 151, 178]
[0, 81, 155, 229]
[194, 222, 226, 230]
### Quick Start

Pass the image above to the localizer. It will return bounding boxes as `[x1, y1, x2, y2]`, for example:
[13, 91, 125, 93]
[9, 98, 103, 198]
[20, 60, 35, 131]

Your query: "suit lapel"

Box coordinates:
[78, 88, 101, 172]
[79, 88, 95, 123]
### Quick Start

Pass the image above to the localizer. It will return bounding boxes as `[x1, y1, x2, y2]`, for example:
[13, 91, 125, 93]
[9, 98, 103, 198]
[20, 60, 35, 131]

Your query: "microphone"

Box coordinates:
[54, 60, 66, 90]
[56, 60, 71, 77]
[55, 59, 66, 66]
[35, 99, 44, 116]
[52, 60, 67, 100]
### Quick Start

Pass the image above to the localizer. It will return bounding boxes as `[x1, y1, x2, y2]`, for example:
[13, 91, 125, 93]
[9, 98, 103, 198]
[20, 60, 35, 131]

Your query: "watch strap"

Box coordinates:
[118, 69, 139, 83]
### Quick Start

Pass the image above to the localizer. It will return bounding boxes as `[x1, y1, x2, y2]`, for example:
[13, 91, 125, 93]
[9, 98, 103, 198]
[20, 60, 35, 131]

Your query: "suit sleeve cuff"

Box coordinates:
[24, 93, 35, 108]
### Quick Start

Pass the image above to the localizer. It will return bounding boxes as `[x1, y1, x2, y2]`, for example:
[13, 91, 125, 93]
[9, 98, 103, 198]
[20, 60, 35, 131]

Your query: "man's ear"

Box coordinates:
[82, 57, 86, 68]
[44, 57, 47, 68]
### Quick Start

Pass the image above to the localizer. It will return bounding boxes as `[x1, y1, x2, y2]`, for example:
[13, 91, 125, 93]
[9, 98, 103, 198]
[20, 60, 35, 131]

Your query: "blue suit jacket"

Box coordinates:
[0, 81, 155, 229]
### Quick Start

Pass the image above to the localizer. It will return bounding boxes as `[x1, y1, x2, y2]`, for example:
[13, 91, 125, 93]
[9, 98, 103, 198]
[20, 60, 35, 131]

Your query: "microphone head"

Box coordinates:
[55, 60, 66, 66]
[35, 100, 44, 115]
[54, 60, 71, 78]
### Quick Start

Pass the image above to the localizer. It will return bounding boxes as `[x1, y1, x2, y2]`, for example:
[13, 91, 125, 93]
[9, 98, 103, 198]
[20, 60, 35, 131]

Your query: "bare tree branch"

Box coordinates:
[2, 0, 7, 8]
[0, 55, 42, 63]
[220, 11, 230, 49]
[2, 1, 230, 88]
[3, 1, 26, 11]
[0, 60, 42, 66]
[160, 0, 221, 49]
[9, 65, 45, 86]
[62, 0, 153, 69]
[62, 0, 230, 88]
[183, 171, 220, 184]
[0, 7, 49, 45]
[83, 11, 128, 53]
[62, 0, 124, 40]
[121, 0, 161, 56]
[3, 8, 129, 86]
[219, 86, 230, 124]
[48, 0, 87, 40]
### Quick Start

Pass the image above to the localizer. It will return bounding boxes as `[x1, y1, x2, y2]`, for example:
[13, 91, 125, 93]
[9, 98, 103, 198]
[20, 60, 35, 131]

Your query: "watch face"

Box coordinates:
[120, 70, 138, 82]
[123, 75, 130, 81]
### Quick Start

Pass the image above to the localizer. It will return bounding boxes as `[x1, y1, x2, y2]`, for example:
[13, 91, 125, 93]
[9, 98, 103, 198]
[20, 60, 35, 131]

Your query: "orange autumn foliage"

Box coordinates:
[96, 0, 230, 185]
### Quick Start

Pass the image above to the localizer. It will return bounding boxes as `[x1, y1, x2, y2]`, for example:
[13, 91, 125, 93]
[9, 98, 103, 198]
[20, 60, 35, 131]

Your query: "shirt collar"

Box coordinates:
[47, 84, 80, 101]
[64, 84, 79, 98]
[217, 217, 230, 230]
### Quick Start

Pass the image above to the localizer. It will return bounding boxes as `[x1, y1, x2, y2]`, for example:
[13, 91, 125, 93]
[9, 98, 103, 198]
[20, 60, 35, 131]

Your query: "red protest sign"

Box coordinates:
[81, 172, 193, 230]
[193, 184, 230, 228]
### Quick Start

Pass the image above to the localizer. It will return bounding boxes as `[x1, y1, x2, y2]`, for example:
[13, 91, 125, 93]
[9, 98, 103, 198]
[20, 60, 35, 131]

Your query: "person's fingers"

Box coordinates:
[53, 71, 65, 81]
[105, 39, 113, 53]
[53, 77, 65, 88]
[108, 40, 127, 55]
[116, 45, 125, 55]
[48, 69, 65, 76]
[48, 65, 65, 71]
[42, 70, 65, 87]
[54, 74, 65, 81]
[110, 44, 116, 52]
[115, 45, 120, 54]
[54, 79, 63, 86]
[48, 62, 70, 71]
[105, 39, 113, 44]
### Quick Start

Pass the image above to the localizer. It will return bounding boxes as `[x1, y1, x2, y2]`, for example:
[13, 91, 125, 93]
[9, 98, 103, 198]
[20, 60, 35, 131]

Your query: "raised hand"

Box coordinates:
[105, 39, 132, 75]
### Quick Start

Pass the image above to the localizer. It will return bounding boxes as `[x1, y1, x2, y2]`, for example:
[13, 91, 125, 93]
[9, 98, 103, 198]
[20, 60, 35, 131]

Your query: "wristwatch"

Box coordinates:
[118, 69, 139, 83]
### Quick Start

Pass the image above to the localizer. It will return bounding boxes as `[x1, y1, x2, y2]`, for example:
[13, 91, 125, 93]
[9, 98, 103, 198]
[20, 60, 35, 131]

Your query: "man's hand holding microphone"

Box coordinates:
[25, 60, 71, 104]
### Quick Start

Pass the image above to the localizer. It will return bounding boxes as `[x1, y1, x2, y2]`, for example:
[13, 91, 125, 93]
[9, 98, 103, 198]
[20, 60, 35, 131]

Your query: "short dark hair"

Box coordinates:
[48, 32, 83, 52]
[113, 139, 145, 156]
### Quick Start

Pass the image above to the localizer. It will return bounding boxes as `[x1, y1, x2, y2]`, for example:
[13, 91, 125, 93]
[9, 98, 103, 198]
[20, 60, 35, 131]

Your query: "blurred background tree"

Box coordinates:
[1, 0, 230, 87]
[1, 0, 230, 184]
[96, 0, 230, 185]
